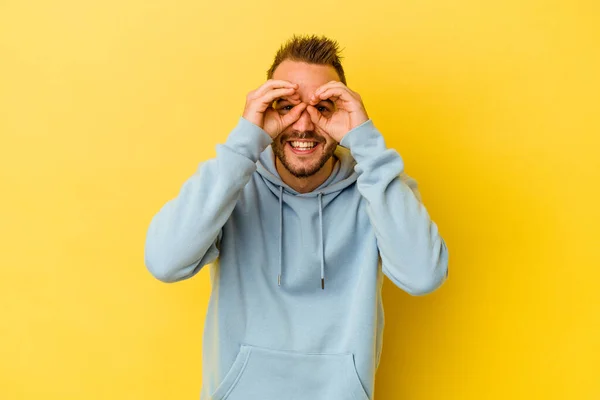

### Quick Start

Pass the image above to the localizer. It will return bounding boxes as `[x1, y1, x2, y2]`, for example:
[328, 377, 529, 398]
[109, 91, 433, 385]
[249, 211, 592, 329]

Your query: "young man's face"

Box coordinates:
[271, 60, 340, 178]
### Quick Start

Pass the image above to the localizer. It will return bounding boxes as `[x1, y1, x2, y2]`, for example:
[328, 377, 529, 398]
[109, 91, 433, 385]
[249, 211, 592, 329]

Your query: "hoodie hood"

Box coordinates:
[256, 145, 359, 195]
[255, 145, 359, 290]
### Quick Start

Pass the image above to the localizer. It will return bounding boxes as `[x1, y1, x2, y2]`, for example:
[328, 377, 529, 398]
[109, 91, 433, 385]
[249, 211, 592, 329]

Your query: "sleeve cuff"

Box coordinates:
[339, 119, 388, 162]
[224, 117, 273, 162]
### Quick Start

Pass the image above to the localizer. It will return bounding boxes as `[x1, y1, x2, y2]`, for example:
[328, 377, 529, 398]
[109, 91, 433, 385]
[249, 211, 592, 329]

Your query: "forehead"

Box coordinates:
[272, 60, 340, 95]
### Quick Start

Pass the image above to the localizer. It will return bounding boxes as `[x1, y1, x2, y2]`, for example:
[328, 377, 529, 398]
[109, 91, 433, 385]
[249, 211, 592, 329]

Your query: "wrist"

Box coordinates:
[242, 114, 262, 129]
[339, 119, 387, 160]
[226, 117, 273, 162]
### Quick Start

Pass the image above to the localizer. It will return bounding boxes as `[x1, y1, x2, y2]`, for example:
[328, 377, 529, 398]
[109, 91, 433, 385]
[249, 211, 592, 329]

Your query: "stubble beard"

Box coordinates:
[272, 131, 337, 178]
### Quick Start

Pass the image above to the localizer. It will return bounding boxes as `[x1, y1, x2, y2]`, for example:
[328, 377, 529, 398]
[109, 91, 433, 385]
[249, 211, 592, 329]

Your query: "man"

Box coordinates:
[145, 34, 449, 400]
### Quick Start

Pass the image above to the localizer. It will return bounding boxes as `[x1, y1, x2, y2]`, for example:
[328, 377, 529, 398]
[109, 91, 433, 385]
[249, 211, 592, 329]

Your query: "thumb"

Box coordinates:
[306, 105, 325, 129]
[281, 102, 307, 128]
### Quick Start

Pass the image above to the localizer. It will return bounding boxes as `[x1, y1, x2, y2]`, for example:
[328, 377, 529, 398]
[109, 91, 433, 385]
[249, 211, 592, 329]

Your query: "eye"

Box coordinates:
[275, 104, 294, 115]
[317, 105, 333, 115]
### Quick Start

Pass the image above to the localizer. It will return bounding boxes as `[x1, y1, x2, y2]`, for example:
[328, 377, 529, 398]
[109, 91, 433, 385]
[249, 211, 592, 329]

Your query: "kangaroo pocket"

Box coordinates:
[210, 344, 370, 400]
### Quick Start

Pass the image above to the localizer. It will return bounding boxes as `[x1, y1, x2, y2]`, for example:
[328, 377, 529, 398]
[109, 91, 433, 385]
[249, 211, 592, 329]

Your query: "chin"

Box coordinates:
[286, 164, 322, 178]
[283, 148, 322, 175]
[272, 139, 336, 179]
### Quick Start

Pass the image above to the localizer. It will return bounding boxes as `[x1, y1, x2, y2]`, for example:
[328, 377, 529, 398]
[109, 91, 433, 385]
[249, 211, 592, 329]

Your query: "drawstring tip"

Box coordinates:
[321, 278, 325, 290]
[278, 274, 281, 286]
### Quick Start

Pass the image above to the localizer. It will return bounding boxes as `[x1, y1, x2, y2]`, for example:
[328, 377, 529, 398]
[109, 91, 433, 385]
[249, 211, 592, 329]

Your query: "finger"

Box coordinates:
[306, 105, 326, 129]
[281, 103, 307, 127]
[255, 80, 298, 97]
[313, 87, 353, 104]
[269, 93, 302, 109]
[313, 81, 347, 98]
[314, 80, 342, 92]
[283, 92, 302, 104]
[260, 87, 297, 106]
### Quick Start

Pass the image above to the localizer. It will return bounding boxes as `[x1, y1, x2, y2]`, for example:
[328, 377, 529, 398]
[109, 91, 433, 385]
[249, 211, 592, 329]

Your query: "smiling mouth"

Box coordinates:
[287, 140, 320, 155]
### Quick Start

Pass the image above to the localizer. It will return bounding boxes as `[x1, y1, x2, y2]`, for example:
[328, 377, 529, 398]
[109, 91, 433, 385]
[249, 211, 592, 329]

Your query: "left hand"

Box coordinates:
[306, 81, 369, 142]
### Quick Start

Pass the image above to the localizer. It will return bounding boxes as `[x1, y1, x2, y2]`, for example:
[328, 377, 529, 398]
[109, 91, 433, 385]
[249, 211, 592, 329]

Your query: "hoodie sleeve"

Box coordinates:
[144, 117, 273, 283]
[340, 120, 449, 295]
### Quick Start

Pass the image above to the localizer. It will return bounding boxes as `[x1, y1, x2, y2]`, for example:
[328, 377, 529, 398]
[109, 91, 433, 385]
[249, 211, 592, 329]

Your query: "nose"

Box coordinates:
[290, 108, 314, 132]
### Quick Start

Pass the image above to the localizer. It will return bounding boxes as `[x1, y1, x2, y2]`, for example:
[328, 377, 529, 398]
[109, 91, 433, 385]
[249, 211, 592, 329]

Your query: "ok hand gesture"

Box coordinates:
[242, 80, 307, 139]
[306, 81, 369, 142]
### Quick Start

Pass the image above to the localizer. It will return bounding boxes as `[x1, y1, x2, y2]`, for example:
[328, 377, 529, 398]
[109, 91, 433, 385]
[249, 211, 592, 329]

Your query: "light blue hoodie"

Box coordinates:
[145, 117, 449, 400]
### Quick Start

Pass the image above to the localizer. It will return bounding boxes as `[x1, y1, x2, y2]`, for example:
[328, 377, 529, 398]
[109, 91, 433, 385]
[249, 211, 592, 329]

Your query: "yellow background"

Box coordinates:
[1, 0, 599, 399]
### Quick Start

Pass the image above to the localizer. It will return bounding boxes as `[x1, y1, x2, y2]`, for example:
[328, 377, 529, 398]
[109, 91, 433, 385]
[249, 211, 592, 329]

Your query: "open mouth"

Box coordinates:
[287, 140, 320, 155]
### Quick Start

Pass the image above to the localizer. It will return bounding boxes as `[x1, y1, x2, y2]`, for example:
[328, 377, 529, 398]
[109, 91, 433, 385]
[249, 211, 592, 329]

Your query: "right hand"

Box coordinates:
[243, 80, 308, 139]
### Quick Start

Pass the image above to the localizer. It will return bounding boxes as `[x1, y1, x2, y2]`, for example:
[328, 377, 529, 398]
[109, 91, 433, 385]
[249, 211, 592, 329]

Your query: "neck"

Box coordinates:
[275, 156, 336, 194]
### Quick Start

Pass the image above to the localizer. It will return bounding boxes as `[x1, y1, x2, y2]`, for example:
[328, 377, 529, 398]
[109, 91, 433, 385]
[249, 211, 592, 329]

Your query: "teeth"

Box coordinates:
[291, 141, 316, 149]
